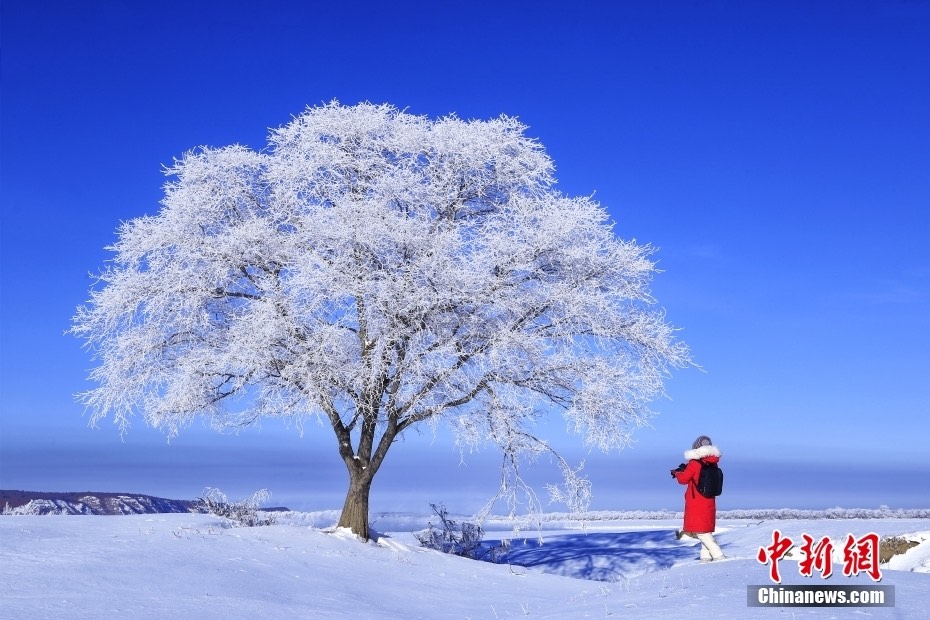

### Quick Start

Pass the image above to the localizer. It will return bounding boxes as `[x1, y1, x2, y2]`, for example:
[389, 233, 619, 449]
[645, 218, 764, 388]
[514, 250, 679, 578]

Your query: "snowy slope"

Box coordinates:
[1, 513, 928, 618]
[0, 491, 196, 515]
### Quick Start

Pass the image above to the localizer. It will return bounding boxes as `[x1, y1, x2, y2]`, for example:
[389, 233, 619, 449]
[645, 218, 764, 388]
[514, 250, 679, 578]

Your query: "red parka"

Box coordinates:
[673, 444, 721, 533]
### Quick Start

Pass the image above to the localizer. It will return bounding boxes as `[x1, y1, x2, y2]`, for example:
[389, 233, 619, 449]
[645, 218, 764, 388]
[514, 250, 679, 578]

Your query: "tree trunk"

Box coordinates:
[337, 469, 373, 540]
[331, 397, 397, 541]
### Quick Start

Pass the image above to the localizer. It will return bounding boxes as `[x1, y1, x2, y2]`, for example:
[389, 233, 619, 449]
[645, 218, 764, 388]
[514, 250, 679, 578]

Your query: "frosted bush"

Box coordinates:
[193, 488, 276, 527]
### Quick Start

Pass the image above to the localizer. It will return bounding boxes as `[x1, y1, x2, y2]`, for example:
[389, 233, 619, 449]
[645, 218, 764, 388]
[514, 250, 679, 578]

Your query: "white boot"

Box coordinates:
[696, 532, 725, 561]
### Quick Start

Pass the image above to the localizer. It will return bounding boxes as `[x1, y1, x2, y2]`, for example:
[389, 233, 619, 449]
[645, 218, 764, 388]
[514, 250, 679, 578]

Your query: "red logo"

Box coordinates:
[757, 530, 882, 584]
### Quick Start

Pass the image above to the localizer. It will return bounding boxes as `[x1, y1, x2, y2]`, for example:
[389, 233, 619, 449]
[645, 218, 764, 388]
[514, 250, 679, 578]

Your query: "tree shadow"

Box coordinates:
[483, 530, 698, 582]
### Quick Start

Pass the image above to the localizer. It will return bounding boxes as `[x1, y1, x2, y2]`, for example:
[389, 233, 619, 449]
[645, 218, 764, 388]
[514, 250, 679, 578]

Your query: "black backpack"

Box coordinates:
[696, 460, 724, 498]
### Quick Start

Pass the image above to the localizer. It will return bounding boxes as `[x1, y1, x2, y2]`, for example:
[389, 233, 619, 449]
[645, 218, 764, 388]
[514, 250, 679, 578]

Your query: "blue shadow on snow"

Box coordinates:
[483, 529, 698, 582]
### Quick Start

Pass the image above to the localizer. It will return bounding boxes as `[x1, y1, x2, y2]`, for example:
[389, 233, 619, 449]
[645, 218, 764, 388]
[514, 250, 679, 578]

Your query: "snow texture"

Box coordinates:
[2, 512, 928, 618]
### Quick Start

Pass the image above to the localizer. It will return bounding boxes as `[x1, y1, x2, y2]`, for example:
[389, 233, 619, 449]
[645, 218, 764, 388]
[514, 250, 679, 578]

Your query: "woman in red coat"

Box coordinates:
[672, 435, 726, 562]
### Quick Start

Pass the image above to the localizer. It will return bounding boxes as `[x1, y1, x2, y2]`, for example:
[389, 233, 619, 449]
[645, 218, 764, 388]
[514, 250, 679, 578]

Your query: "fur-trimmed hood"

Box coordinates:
[684, 444, 721, 461]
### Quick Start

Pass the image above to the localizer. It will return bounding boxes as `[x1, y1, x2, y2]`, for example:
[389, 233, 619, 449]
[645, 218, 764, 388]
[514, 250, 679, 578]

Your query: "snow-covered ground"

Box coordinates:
[2, 511, 928, 618]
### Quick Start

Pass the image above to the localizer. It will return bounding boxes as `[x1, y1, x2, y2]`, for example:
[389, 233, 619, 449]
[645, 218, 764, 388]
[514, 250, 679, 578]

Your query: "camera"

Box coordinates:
[669, 463, 686, 478]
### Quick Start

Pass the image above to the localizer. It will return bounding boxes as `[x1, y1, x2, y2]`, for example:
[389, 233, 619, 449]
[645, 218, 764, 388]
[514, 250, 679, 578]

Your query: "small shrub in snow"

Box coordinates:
[193, 488, 276, 527]
[415, 503, 506, 562]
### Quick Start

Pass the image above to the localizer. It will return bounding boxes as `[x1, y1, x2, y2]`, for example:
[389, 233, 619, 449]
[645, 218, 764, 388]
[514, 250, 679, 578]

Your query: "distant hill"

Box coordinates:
[0, 490, 197, 515]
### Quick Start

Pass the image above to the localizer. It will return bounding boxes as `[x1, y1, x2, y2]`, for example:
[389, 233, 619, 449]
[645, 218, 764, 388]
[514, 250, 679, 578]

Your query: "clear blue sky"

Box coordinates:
[2, 0, 928, 513]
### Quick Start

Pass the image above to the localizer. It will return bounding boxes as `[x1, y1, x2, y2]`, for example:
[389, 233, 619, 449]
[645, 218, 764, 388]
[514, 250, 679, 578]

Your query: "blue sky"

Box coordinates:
[1, 0, 928, 514]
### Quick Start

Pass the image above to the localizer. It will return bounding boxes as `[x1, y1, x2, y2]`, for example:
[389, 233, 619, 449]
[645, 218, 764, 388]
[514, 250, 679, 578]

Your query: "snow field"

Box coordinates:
[1, 513, 928, 618]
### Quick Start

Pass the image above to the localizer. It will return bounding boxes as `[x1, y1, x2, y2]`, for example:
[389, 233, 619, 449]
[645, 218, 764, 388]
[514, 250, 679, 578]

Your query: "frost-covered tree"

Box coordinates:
[71, 102, 690, 539]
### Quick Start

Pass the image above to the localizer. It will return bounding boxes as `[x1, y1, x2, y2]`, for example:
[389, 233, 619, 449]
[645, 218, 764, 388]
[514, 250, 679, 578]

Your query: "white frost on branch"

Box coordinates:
[71, 101, 691, 516]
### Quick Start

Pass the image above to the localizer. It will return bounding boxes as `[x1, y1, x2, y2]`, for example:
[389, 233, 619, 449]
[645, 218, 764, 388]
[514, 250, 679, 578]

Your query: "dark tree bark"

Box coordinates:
[337, 469, 373, 540]
[330, 392, 400, 540]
